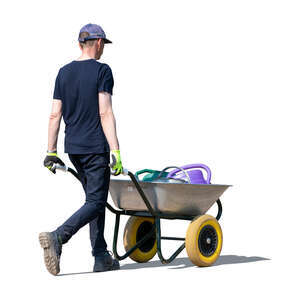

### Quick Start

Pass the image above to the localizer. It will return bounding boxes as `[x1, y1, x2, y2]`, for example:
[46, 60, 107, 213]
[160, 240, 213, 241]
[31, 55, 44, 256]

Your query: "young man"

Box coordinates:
[39, 23, 123, 275]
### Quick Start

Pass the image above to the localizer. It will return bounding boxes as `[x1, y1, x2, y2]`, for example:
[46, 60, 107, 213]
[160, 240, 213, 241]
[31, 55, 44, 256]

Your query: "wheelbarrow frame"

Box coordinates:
[67, 167, 223, 264]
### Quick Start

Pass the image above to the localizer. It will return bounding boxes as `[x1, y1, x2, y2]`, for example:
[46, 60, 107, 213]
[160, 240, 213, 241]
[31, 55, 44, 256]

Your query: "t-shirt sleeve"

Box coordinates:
[53, 69, 62, 100]
[98, 64, 114, 95]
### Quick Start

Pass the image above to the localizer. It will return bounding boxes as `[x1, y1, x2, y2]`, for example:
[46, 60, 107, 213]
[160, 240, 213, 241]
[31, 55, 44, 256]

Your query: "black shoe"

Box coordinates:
[39, 231, 62, 275]
[93, 250, 120, 272]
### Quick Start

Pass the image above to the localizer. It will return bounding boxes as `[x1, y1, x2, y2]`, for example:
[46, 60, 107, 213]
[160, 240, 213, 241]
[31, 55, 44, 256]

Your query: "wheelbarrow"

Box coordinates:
[52, 163, 231, 267]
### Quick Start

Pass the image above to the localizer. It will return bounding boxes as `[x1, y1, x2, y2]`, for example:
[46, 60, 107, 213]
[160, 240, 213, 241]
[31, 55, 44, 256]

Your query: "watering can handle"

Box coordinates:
[157, 166, 192, 184]
[135, 169, 156, 179]
[167, 163, 212, 184]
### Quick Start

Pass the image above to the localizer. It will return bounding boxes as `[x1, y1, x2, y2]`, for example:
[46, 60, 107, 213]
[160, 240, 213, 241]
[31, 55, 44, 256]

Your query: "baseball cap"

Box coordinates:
[78, 23, 112, 44]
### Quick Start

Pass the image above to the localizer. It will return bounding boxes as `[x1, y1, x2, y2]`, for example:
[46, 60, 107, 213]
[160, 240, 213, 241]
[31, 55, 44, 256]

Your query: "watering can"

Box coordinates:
[135, 164, 211, 184]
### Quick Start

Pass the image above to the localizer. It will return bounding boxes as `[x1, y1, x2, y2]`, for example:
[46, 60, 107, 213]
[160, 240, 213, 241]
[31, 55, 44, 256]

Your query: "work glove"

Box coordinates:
[110, 149, 123, 176]
[43, 151, 65, 174]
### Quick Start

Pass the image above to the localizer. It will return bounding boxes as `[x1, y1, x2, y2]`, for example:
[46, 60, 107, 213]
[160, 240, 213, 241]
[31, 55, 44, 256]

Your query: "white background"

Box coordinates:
[0, 0, 299, 299]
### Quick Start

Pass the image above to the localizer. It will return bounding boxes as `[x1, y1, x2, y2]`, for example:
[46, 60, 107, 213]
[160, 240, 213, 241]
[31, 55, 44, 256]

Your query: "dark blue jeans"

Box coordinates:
[55, 152, 110, 256]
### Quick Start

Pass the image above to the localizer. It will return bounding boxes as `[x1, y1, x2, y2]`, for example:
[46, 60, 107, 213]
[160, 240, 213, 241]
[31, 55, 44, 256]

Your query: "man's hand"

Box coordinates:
[44, 152, 65, 174]
[110, 150, 123, 176]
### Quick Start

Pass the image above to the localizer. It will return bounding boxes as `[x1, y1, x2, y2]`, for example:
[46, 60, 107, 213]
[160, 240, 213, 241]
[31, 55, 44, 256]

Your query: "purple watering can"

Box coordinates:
[167, 164, 212, 184]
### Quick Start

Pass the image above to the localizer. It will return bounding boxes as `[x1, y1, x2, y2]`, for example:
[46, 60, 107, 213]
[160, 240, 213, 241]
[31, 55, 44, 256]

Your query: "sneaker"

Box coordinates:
[93, 250, 120, 272]
[39, 231, 62, 275]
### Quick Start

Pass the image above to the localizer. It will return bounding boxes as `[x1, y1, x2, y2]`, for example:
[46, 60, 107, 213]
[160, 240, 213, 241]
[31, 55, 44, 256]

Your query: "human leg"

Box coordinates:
[89, 213, 107, 255]
[69, 153, 109, 255]
[86, 153, 110, 256]
[54, 153, 110, 245]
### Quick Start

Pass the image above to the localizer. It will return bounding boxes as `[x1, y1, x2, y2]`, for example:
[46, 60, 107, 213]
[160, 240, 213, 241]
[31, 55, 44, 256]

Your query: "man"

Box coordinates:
[39, 23, 123, 275]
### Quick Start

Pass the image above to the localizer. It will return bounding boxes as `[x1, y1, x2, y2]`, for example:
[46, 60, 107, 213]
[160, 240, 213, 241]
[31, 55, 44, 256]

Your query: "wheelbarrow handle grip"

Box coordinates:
[167, 163, 212, 184]
[51, 163, 68, 173]
[121, 168, 129, 175]
[110, 167, 128, 176]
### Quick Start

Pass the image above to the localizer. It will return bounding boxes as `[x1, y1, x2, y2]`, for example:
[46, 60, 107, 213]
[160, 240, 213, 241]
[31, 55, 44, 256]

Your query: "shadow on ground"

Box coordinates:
[59, 255, 270, 276]
[120, 255, 270, 270]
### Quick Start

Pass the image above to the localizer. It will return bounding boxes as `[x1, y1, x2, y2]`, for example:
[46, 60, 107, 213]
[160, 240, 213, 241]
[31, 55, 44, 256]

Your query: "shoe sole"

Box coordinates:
[39, 232, 60, 276]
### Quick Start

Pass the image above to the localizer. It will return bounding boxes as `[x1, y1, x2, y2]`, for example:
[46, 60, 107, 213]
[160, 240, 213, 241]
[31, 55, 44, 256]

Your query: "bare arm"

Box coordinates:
[47, 99, 62, 151]
[98, 92, 119, 150]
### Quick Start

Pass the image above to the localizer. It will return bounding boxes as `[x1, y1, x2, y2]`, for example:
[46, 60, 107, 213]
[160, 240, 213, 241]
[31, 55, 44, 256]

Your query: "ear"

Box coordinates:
[78, 42, 83, 50]
[97, 39, 102, 47]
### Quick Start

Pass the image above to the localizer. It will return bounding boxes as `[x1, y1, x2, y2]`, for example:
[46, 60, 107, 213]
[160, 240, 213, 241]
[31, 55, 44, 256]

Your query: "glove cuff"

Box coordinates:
[111, 149, 120, 153]
[47, 150, 58, 156]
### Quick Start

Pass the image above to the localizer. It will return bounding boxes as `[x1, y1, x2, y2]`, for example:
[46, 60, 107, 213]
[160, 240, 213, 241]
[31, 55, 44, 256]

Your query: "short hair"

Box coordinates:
[79, 32, 99, 48]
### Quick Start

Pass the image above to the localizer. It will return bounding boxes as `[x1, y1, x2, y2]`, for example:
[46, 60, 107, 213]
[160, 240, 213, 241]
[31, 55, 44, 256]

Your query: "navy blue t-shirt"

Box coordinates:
[53, 59, 113, 154]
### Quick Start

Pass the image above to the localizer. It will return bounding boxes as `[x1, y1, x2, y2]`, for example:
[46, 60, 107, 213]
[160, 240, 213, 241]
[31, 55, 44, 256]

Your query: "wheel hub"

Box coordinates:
[136, 221, 156, 253]
[198, 225, 218, 257]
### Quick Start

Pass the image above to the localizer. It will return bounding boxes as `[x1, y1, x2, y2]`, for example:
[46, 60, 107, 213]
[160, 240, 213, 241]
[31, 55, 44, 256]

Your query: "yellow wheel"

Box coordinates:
[123, 216, 157, 263]
[185, 214, 222, 267]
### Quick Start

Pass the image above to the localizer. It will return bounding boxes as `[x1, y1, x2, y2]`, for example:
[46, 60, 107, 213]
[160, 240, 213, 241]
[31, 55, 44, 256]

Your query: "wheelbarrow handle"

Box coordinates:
[167, 163, 212, 184]
[51, 163, 128, 178]
[126, 170, 156, 216]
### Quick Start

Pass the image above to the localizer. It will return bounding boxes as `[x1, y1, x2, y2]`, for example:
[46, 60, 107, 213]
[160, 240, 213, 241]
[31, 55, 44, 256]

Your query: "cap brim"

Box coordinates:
[103, 38, 112, 44]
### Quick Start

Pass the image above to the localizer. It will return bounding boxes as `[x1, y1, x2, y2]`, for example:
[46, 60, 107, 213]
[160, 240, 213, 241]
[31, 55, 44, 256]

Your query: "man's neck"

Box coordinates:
[77, 50, 98, 61]
[76, 54, 95, 61]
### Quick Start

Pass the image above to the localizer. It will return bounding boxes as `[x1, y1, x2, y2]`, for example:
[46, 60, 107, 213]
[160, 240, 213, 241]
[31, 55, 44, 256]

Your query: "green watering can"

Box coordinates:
[134, 169, 169, 182]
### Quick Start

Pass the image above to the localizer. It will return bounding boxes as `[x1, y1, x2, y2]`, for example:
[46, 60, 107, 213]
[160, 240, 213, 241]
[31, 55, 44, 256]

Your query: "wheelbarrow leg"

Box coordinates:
[155, 217, 186, 264]
[112, 213, 122, 260]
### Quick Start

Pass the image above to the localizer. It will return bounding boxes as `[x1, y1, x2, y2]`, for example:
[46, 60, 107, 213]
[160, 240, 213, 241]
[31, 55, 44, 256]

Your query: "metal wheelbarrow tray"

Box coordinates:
[109, 179, 230, 216]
